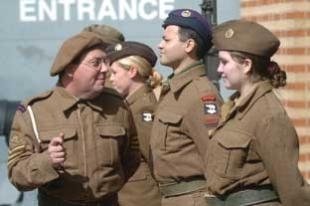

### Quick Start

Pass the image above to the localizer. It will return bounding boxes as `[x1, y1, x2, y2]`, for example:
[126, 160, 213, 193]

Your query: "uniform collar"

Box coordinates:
[170, 61, 206, 94]
[54, 86, 79, 112]
[54, 86, 104, 112]
[126, 85, 151, 106]
[223, 81, 273, 122]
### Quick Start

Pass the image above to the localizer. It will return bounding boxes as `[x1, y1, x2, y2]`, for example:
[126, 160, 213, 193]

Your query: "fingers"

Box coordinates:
[48, 133, 66, 169]
[50, 133, 64, 146]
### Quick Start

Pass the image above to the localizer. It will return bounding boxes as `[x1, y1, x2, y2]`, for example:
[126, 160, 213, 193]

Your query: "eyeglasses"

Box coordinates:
[81, 57, 110, 71]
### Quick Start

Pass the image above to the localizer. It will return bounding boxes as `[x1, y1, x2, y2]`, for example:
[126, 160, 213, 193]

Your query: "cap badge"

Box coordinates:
[225, 28, 234, 39]
[181, 10, 191, 17]
[114, 43, 122, 51]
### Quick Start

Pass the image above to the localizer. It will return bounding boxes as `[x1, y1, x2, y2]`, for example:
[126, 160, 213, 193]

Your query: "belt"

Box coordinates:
[159, 177, 206, 197]
[205, 186, 279, 206]
[38, 190, 117, 206]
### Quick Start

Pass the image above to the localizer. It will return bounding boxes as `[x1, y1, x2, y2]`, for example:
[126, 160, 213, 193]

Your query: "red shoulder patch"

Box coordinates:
[201, 94, 216, 102]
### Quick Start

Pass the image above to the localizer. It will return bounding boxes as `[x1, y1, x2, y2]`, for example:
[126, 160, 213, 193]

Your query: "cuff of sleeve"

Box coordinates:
[30, 152, 59, 185]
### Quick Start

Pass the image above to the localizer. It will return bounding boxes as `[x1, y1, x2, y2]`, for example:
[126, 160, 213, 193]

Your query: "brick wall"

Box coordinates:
[240, 0, 310, 181]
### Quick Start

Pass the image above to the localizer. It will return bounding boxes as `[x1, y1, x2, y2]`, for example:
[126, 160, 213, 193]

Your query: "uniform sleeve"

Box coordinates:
[7, 106, 59, 191]
[121, 106, 141, 181]
[255, 115, 310, 206]
[183, 90, 222, 170]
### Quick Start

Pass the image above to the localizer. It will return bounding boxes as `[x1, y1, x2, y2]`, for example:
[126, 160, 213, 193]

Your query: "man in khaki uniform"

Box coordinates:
[150, 9, 222, 206]
[7, 28, 140, 206]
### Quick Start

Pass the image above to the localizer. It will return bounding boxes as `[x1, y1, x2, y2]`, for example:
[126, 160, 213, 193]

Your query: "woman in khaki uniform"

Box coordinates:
[106, 41, 162, 206]
[205, 20, 310, 206]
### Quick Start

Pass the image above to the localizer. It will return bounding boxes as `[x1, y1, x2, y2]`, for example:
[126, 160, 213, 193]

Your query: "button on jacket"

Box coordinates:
[206, 81, 310, 206]
[8, 86, 139, 202]
[118, 85, 161, 206]
[150, 62, 222, 183]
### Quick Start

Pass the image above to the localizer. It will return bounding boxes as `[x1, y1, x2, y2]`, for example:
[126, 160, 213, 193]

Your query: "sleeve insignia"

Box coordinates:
[201, 93, 219, 127]
[9, 135, 26, 148]
[17, 104, 26, 113]
[142, 112, 153, 122]
[204, 103, 218, 114]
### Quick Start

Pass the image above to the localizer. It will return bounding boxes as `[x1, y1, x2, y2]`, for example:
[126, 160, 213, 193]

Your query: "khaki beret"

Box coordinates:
[83, 24, 125, 44]
[212, 20, 280, 58]
[106, 41, 157, 67]
[50, 31, 102, 76]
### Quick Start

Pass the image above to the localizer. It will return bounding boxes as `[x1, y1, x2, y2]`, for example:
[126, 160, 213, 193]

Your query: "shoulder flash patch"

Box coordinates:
[201, 94, 216, 102]
[17, 104, 26, 113]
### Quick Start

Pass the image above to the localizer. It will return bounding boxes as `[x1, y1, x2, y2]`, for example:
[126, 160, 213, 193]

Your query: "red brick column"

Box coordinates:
[240, 0, 310, 181]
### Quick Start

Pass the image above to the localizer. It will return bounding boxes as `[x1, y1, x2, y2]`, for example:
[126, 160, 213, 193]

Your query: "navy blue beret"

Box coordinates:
[163, 9, 212, 49]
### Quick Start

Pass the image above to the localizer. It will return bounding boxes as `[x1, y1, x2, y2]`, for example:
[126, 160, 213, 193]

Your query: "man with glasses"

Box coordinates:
[7, 28, 140, 206]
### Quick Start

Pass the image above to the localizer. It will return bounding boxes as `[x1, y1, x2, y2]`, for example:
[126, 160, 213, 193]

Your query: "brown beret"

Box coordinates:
[106, 41, 157, 67]
[50, 31, 102, 76]
[83, 24, 125, 44]
[212, 20, 280, 58]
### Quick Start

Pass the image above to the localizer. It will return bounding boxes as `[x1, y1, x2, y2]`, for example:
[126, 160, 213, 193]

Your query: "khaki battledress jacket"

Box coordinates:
[150, 61, 222, 184]
[118, 85, 161, 206]
[206, 81, 310, 206]
[7, 86, 140, 202]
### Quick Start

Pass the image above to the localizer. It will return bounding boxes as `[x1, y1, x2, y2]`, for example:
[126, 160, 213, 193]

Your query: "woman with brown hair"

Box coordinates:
[205, 20, 310, 206]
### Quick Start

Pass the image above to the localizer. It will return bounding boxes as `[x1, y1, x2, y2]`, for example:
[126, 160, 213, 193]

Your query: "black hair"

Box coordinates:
[178, 27, 207, 59]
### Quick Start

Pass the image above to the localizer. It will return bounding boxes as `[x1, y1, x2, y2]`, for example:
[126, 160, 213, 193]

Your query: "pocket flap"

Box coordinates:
[217, 130, 252, 149]
[158, 111, 182, 124]
[97, 125, 126, 137]
[39, 128, 77, 143]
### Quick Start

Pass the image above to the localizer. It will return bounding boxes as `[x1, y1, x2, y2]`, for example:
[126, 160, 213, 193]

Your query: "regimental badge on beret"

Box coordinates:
[181, 10, 191, 17]
[142, 112, 153, 122]
[225, 28, 234, 39]
[114, 43, 122, 51]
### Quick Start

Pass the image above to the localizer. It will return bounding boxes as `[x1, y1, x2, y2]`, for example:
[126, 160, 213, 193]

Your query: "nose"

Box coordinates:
[158, 40, 163, 50]
[217, 63, 223, 73]
[99, 62, 109, 73]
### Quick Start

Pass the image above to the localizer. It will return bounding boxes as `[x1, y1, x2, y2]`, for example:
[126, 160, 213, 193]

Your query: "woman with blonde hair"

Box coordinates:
[106, 41, 162, 206]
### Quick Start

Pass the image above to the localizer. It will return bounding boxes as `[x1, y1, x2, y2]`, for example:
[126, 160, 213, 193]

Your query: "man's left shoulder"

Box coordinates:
[189, 76, 221, 100]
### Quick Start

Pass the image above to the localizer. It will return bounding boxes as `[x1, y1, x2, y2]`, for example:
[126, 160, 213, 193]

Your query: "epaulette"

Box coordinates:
[17, 90, 54, 113]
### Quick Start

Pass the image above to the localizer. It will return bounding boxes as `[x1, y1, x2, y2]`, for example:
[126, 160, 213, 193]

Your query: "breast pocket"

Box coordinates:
[211, 130, 252, 179]
[39, 128, 77, 169]
[96, 125, 126, 166]
[156, 111, 183, 151]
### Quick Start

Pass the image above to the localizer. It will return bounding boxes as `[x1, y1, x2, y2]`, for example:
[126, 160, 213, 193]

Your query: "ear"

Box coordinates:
[184, 39, 196, 53]
[65, 64, 77, 78]
[242, 58, 253, 75]
[128, 65, 138, 78]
